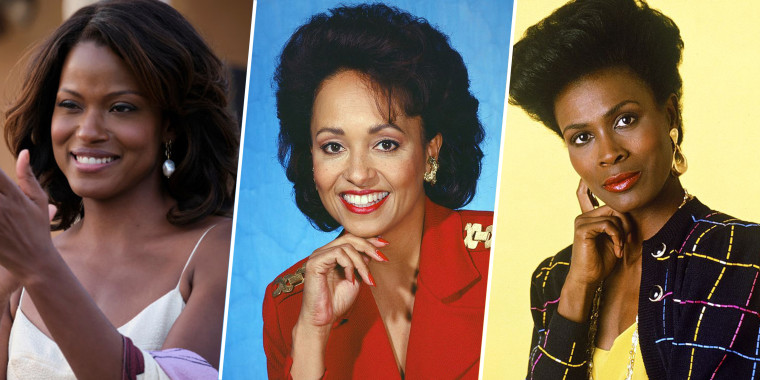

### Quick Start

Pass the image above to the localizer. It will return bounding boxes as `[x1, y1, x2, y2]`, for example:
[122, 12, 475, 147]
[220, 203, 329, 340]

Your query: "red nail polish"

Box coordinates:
[367, 273, 376, 287]
[376, 250, 389, 262]
[376, 237, 389, 245]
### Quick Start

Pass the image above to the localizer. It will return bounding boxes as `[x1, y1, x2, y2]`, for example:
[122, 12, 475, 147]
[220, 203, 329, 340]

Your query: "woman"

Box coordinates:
[262, 4, 493, 379]
[509, 0, 760, 378]
[0, 0, 237, 378]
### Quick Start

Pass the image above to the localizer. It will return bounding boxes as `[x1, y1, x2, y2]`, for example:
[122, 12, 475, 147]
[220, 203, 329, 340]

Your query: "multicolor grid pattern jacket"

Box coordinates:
[528, 198, 760, 379]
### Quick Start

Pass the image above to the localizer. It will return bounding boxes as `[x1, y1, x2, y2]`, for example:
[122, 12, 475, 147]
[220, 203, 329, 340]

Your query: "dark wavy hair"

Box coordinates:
[3, 0, 238, 230]
[509, 0, 684, 142]
[276, 3, 484, 231]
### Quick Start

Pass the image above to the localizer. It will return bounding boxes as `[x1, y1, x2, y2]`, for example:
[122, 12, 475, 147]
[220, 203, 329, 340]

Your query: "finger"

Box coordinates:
[368, 236, 390, 247]
[15, 150, 48, 209]
[586, 206, 634, 245]
[48, 204, 58, 223]
[576, 180, 596, 213]
[611, 210, 635, 244]
[309, 244, 374, 286]
[335, 244, 375, 286]
[576, 217, 626, 258]
[308, 250, 357, 284]
[323, 235, 389, 262]
[332, 253, 356, 284]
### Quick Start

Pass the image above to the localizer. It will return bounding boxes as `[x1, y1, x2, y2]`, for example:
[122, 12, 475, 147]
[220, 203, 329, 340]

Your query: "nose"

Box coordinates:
[76, 109, 108, 143]
[343, 151, 376, 186]
[597, 133, 627, 166]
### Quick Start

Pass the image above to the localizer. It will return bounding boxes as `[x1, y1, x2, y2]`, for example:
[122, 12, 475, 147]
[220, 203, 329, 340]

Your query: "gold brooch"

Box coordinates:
[464, 223, 492, 249]
[272, 263, 306, 297]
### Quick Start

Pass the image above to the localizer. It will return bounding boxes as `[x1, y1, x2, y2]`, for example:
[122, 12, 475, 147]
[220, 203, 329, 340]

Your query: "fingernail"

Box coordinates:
[376, 237, 389, 245]
[367, 273, 376, 287]
[352, 277, 356, 285]
[376, 250, 389, 262]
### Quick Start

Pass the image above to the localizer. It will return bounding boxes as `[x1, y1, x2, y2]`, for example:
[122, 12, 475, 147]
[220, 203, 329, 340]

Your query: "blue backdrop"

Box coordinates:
[221, 0, 513, 377]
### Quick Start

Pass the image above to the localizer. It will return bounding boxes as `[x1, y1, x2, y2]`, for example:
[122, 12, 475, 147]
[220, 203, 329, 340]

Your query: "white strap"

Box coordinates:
[175, 224, 219, 288]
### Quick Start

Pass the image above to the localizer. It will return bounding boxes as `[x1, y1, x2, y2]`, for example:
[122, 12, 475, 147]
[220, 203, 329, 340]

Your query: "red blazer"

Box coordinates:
[262, 199, 493, 379]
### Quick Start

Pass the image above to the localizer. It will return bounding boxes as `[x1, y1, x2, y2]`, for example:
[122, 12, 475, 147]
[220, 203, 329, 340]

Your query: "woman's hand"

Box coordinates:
[290, 233, 388, 378]
[0, 150, 57, 291]
[557, 181, 632, 322]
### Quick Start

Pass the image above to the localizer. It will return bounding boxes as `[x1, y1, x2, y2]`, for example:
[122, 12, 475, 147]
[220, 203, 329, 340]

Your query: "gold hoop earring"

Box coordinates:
[669, 128, 687, 176]
[423, 156, 438, 185]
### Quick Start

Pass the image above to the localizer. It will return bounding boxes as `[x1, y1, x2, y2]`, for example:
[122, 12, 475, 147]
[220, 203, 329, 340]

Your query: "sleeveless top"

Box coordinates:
[6, 225, 217, 379]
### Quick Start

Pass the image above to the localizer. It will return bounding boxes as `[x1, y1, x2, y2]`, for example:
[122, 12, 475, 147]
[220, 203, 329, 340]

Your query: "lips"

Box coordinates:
[340, 190, 389, 214]
[70, 149, 120, 172]
[602, 171, 641, 193]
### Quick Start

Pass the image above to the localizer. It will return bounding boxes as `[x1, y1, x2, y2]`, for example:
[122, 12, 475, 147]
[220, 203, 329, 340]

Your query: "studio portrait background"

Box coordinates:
[221, 0, 513, 377]
[483, 1, 760, 377]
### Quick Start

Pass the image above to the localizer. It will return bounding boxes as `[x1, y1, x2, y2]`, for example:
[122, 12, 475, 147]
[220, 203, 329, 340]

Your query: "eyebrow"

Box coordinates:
[58, 88, 144, 98]
[314, 123, 404, 138]
[369, 123, 404, 134]
[561, 100, 640, 134]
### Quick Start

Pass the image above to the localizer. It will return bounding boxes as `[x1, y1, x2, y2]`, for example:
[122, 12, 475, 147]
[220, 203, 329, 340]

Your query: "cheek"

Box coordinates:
[50, 116, 74, 163]
[311, 160, 338, 194]
[567, 149, 596, 184]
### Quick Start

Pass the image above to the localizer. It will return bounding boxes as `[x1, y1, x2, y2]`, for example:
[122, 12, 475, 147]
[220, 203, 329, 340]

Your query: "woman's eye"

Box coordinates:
[57, 100, 80, 110]
[571, 132, 592, 146]
[111, 103, 136, 113]
[320, 142, 344, 154]
[375, 139, 399, 152]
[615, 114, 637, 128]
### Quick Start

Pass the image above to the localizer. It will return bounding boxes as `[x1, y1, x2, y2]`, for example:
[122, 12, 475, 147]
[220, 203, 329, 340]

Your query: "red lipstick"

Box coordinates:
[602, 172, 641, 193]
[340, 190, 389, 214]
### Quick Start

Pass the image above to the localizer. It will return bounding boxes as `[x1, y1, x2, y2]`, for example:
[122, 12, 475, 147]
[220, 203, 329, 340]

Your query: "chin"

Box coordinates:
[602, 193, 648, 214]
[340, 222, 386, 238]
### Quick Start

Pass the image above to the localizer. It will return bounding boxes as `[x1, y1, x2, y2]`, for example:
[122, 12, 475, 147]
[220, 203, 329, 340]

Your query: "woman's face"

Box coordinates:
[51, 41, 165, 201]
[554, 66, 677, 214]
[310, 70, 441, 238]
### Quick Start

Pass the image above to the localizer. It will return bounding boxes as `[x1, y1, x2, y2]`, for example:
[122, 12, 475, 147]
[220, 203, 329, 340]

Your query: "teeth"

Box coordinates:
[342, 192, 389, 207]
[75, 156, 115, 165]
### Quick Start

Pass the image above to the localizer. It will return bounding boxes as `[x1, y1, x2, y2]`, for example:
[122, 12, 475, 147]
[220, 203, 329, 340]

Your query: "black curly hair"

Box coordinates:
[275, 3, 484, 231]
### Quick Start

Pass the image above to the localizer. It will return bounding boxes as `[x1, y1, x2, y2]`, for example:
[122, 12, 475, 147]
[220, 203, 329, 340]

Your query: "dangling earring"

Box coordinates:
[423, 156, 438, 185]
[669, 128, 687, 176]
[162, 140, 176, 178]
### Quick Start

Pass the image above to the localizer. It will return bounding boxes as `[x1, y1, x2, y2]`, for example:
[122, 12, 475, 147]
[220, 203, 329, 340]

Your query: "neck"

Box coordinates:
[74, 179, 176, 241]
[627, 175, 684, 241]
[368, 196, 426, 279]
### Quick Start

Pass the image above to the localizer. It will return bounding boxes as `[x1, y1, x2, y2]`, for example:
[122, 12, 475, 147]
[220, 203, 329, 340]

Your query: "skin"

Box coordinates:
[0, 41, 231, 379]
[290, 70, 442, 378]
[553, 66, 685, 349]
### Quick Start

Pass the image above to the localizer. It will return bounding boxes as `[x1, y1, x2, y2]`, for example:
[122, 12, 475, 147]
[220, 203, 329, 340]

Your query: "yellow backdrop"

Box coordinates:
[482, 0, 760, 377]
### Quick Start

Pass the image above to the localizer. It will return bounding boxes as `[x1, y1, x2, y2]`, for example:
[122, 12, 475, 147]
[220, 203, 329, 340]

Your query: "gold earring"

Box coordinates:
[423, 156, 438, 185]
[669, 128, 687, 176]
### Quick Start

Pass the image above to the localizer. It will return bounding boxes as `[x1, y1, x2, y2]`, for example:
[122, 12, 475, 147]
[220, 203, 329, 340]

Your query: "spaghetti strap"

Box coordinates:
[175, 223, 219, 288]
[18, 288, 26, 309]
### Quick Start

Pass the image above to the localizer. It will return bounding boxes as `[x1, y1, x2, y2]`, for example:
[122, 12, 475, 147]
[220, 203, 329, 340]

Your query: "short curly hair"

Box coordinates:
[3, 0, 238, 230]
[276, 3, 484, 231]
[509, 0, 684, 142]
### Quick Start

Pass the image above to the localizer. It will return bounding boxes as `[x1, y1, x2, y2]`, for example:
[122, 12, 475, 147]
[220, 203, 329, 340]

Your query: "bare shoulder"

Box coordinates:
[194, 215, 233, 251]
[179, 216, 232, 296]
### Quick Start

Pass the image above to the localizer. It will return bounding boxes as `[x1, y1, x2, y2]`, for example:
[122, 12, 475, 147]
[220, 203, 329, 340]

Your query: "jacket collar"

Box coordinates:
[417, 198, 482, 302]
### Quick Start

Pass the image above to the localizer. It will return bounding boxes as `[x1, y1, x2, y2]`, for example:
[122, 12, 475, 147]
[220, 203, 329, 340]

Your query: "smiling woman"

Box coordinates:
[261, 4, 493, 379]
[51, 42, 165, 202]
[310, 70, 439, 240]
[0, 0, 238, 379]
